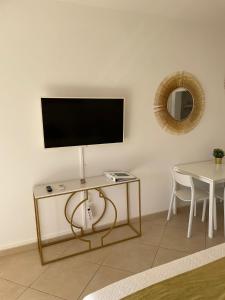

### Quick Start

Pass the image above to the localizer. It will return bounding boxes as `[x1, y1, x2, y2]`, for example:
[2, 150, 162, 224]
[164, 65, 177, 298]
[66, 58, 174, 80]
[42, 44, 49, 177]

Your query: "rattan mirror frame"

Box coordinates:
[154, 71, 205, 134]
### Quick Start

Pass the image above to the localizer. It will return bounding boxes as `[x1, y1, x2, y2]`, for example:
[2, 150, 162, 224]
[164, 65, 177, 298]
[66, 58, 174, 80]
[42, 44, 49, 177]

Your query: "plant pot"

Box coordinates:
[215, 157, 223, 164]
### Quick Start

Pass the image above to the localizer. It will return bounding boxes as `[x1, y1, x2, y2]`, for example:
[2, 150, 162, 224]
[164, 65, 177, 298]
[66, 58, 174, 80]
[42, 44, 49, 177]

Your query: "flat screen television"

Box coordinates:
[41, 98, 124, 148]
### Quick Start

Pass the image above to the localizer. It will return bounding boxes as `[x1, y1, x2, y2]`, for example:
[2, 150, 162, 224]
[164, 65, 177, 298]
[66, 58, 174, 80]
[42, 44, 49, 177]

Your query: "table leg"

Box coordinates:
[33, 196, 44, 264]
[138, 180, 142, 235]
[126, 183, 130, 225]
[208, 181, 215, 239]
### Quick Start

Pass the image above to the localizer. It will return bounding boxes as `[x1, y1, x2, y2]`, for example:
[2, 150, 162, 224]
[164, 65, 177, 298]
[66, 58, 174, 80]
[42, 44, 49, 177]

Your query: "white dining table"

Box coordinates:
[175, 160, 225, 239]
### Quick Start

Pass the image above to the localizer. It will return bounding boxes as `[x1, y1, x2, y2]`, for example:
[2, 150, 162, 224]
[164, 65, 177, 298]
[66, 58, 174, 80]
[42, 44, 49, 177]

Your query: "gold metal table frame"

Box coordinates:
[33, 177, 141, 265]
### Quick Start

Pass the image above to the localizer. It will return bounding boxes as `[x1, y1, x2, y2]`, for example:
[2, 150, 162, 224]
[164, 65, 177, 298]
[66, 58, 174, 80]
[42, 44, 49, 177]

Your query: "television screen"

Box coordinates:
[41, 98, 124, 148]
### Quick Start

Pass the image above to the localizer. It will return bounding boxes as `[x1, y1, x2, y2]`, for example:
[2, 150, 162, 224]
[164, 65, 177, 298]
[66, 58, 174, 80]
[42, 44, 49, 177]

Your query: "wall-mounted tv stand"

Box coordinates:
[78, 146, 86, 184]
[33, 176, 142, 265]
[78, 146, 87, 227]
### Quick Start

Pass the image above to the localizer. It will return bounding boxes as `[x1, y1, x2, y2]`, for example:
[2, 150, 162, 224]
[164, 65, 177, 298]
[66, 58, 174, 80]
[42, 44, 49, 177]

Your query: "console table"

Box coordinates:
[33, 176, 141, 265]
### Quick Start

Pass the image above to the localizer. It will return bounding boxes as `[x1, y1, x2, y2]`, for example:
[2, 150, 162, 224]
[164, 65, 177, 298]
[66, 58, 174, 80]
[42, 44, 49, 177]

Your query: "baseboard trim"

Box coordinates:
[0, 210, 168, 257]
[0, 241, 38, 257]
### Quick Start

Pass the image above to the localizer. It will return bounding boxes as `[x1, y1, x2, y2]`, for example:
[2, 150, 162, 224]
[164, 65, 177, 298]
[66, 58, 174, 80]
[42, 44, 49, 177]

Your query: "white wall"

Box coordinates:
[1, 0, 225, 250]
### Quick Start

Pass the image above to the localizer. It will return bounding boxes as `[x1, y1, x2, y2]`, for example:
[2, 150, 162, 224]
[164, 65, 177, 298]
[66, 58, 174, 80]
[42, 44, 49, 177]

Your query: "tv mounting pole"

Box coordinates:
[79, 146, 86, 184]
[79, 146, 87, 228]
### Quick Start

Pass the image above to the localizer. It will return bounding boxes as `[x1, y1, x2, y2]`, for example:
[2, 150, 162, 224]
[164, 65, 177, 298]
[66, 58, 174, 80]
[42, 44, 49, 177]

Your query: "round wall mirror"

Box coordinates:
[167, 88, 193, 121]
[154, 71, 205, 134]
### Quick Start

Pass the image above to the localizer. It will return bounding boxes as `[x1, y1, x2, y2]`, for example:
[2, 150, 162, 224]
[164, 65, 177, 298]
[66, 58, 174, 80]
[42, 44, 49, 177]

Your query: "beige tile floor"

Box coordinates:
[1, 203, 225, 300]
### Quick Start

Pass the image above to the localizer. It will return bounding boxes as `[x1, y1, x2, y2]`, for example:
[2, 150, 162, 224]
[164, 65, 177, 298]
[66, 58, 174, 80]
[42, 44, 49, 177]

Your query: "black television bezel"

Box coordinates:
[41, 97, 125, 148]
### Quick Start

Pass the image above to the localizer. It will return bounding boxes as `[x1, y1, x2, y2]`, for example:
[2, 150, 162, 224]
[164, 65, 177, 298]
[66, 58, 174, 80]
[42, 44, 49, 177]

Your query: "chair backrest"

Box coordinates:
[173, 169, 193, 188]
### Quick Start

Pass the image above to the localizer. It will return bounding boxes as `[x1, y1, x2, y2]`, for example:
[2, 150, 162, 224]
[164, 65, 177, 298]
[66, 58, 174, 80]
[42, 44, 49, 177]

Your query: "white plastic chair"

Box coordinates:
[167, 169, 209, 238]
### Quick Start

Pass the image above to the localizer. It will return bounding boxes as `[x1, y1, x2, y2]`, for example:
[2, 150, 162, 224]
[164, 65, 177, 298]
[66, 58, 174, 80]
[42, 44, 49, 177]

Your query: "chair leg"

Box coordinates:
[202, 199, 207, 222]
[167, 193, 175, 221]
[213, 197, 217, 231]
[194, 200, 197, 217]
[173, 196, 177, 215]
[187, 199, 195, 238]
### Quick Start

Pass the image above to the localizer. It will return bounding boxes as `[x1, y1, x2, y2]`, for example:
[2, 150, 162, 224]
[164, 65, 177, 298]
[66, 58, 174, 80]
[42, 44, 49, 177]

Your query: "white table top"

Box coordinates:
[33, 176, 139, 199]
[175, 160, 225, 183]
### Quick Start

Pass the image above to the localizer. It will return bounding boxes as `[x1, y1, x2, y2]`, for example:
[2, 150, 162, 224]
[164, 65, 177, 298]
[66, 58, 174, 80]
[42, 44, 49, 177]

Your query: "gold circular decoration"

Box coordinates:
[154, 71, 205, 134]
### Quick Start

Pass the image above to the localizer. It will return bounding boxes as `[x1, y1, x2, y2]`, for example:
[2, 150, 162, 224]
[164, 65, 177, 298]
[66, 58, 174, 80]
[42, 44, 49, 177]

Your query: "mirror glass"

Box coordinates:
[167, 88, 193, 121]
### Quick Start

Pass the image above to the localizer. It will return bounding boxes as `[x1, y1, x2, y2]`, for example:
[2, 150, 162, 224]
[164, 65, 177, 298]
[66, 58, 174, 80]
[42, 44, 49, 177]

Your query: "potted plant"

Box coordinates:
[213, 148, 224, 164]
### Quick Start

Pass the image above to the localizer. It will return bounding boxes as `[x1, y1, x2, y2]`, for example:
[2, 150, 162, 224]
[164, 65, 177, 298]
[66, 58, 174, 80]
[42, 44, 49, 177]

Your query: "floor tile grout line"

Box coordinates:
[27, 247, 100, 289]
[158, 246, 191, 254]
[77, 263, 102, 300]
[98, 248, 113, 267]
[77, 264, 135, 300]
[129, 237, 165, 248]
[27, 262, 51, 288]
[29, 285, 68, 300]
[129, 220, 168, 249]
[163, 205, 208, 242]
[16, 286, 66, 300]
[26, 287, 67, 300]
[160, 216, 207, 254]
[29, 260, 103, 298]
[14, 287, 28, 300]
[0, 275, 28, 289]
[150, 245, 160, 268]
[99, 264, 135, 275]
[151, 222, 168, 267]
[0, 249, 53, 289]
